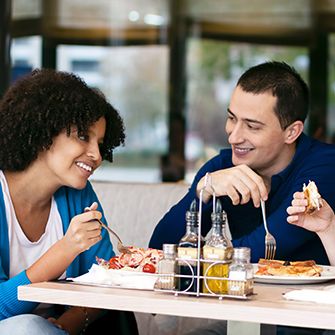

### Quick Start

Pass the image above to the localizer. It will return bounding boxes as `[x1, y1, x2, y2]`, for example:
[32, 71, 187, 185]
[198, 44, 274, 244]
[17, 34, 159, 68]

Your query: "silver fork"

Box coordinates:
[84, 204, 132, 254]
[260, 200, 277, 260]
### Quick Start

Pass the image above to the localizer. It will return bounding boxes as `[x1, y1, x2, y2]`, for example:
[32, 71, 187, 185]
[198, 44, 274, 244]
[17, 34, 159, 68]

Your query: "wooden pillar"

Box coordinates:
[0, 0, 11, 97]
[162, 0, 187, 181]
[308, 32, 328, 140]
[42, 38, 57, 69]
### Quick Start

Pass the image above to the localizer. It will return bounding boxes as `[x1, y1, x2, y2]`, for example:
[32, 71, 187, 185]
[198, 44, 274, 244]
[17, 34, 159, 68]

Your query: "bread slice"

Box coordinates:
[303, 180, 323, 214]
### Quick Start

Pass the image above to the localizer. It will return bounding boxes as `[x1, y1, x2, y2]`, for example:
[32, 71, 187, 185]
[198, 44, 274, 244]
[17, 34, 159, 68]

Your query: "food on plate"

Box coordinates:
[303, 180, 323, 214]
[255, 258, 323, 277]
[142, 263, 156, 273]
[97, 246, 163, 273]
[258, 259, 286, 266]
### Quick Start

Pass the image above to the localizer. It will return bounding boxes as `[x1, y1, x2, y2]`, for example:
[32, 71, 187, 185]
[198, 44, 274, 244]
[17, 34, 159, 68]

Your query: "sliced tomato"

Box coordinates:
[142, 263, 156, 273]
[109, 256, 123, 269]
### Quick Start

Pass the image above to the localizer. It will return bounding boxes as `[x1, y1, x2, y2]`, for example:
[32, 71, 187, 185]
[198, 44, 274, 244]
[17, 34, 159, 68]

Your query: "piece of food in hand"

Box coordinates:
[256, 258, 322, 277]
[96, 247, 163, 273]
[303, 180, 323, 214]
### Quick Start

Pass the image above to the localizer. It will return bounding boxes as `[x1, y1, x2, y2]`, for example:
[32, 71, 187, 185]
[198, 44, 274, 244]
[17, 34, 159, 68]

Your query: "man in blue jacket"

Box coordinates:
[150, 61, 335, 266]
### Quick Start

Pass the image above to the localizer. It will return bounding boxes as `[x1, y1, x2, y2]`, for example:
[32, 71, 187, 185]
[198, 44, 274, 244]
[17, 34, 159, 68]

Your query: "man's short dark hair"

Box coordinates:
[237, 61, 309, 129]
[0, 68, 125, 171]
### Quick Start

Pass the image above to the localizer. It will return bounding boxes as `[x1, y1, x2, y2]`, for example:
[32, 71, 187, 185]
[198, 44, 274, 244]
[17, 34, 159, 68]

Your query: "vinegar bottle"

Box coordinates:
[177, 199, 202, 292]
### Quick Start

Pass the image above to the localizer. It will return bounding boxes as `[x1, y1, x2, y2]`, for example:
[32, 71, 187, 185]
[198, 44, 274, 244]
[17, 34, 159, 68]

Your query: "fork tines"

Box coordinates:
[265, 243, 276, 260]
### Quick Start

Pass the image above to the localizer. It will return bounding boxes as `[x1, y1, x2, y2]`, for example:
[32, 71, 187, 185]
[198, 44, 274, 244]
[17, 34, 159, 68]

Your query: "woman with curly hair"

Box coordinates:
[0, 69, 134, 334]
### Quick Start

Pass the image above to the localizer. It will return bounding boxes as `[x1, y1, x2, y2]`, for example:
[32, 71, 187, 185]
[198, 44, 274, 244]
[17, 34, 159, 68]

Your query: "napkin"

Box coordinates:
[68, 264, 158, 290]
[283, 285, 335, 304]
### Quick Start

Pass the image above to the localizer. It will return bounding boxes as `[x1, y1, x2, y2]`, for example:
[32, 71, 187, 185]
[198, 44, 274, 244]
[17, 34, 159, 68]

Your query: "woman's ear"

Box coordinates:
[285, 121, 304, 144]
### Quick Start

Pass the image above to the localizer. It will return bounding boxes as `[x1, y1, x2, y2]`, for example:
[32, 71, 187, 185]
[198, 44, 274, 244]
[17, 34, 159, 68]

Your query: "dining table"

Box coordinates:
[18, 279, 335, 335]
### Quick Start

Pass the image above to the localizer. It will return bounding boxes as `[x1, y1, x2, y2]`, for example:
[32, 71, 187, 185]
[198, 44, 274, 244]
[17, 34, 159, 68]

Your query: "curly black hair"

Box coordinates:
[0, 68, 125, 171]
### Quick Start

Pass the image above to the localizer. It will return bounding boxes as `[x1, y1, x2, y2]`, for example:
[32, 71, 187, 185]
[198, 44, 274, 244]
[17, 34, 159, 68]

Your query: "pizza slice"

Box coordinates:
[255, 259, 322, 277]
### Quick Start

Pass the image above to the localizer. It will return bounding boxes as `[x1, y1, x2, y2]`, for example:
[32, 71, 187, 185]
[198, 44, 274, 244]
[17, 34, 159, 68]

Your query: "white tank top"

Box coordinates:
[0, 171, 66, 279]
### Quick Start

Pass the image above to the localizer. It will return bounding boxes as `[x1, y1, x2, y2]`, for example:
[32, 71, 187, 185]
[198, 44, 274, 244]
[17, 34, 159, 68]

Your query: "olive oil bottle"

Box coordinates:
[202, 199, 233, 294]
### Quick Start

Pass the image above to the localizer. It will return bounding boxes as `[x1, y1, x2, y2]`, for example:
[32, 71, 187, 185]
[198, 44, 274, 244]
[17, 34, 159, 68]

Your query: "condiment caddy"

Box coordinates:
[154, 173, 255, 300]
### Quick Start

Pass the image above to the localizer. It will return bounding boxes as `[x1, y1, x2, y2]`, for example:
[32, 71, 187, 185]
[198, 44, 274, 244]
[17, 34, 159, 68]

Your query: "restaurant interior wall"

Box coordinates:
[4, 0, 335, 183]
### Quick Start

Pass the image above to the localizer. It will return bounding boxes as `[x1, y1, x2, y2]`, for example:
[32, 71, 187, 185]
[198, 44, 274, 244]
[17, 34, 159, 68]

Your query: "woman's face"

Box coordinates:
[41, 117, 106, 189]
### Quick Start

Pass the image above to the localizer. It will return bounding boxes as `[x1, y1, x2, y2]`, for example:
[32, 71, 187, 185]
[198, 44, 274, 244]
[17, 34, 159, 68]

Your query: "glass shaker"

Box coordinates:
[228, 247, 254, 296]
[155, 244, 177, 290]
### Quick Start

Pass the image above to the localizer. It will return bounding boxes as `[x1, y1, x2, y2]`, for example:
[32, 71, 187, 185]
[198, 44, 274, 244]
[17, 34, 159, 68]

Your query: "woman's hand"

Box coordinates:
[287, 191, 335, 266]
[47, 317, 64, 330]
[27, 203, 103, 283]
[49, 306, 104, 335]
[63, 209, 102, 255]
[287, 191, 334, 234]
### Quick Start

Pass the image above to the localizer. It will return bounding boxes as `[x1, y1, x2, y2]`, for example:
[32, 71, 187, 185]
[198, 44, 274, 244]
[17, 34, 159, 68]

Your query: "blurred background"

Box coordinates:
[1, 0, 335, 183]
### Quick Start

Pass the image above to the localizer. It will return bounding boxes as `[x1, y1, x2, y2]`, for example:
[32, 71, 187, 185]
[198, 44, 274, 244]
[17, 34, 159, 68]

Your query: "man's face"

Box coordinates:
[226, 85, 292, 178]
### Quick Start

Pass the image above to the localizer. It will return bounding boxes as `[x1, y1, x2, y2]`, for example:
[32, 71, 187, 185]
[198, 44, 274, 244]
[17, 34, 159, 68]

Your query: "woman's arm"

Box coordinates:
[26, 209, 102, 283]
[287, 191, 335, 265]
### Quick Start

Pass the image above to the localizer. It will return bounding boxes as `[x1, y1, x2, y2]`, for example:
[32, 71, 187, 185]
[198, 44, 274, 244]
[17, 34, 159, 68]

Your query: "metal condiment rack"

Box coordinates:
[154, 173, 254, 300]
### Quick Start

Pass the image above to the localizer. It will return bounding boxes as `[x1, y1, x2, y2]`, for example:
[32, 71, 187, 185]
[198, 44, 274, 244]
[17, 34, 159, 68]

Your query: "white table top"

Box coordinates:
[18, 280, 335, 330]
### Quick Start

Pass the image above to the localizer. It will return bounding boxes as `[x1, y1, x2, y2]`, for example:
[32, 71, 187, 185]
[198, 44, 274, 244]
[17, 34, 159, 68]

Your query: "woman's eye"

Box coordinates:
[78, 134, 89, 141]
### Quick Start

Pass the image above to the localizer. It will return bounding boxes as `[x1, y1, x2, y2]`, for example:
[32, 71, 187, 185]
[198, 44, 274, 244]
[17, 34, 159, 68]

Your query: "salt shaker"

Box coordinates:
[155, 244, 177, 290]
[228, 247, 254, 296]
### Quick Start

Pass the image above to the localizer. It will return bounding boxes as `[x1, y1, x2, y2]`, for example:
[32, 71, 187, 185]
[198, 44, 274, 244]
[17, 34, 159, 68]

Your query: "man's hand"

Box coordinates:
[196, 164, 268, 207]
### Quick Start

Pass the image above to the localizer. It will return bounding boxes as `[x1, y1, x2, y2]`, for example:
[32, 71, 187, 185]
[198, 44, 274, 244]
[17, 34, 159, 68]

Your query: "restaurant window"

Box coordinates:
[11, 36, 42, 82]
[71, 60, 100, 73]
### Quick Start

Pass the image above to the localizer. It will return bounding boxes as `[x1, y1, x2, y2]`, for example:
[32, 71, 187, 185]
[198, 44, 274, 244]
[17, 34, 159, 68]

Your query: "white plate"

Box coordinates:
[68, 264, 158, 290]
[252, 264, 335, 284]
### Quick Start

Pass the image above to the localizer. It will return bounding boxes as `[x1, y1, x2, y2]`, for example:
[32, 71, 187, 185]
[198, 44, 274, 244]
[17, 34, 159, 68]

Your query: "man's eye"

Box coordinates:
[247, 124, 260, 130]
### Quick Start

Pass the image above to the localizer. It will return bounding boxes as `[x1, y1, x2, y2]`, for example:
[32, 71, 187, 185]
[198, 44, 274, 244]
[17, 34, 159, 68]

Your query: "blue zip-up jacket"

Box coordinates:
[150, 133, 335, 264]
[0, 181, 114, 320]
